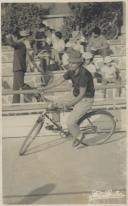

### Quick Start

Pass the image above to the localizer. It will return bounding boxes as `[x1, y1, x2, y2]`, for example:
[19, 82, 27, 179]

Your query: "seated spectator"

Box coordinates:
[101, 56, 121, 83]
[52, 31, 65, 65]
[87, 26, 113, 57]
[72, 29, 87, 48]
[100, 56, 122, 97]
[71, 37, 84, 54]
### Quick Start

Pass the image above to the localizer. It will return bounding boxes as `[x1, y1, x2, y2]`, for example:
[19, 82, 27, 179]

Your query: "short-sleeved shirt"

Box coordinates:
[88, 35, 108, 50]
[101, 63, 118, 81]
[63, 66, 95, 98]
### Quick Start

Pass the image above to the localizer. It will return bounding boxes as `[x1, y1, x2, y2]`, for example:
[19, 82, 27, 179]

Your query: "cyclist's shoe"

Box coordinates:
[45, 124, 61, 131]
[72, 134, 88, 148]
[72, 139, 81, 147]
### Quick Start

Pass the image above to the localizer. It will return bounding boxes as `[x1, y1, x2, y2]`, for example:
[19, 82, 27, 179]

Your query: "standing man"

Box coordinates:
[6, 30, 30, 103]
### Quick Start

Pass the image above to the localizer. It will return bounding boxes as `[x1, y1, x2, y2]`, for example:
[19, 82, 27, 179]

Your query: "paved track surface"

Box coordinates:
[2, 113, 127, 204]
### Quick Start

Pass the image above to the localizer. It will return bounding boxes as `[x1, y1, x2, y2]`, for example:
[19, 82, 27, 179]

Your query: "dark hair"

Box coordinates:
[13, 27, 21, 39]
[92, 26, 101, 35]
[55, 31, 62, 39]
[65, 38, 69, 44]
[39, 23, 46, 29]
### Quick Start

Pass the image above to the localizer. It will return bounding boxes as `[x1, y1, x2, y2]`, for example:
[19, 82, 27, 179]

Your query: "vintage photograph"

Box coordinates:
[1, 1, 127, 204]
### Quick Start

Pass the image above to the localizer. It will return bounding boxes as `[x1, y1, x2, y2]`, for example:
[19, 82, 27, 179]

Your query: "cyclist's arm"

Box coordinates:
[40, 69, 71, 92]
[66, 87, 86, 107]
[39, 77, 66, 92]
[6, 34, 24, 48]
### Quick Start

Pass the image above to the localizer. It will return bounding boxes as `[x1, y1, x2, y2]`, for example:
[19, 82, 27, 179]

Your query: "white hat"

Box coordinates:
[42, 20, 48, 26]
[82, 52, 93, 59]
[104, 56, 113, 64]
[20, 30, 30, 37]
[65, 42, 72, 48]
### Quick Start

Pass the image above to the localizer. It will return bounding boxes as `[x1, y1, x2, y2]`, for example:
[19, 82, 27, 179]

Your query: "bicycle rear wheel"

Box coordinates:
[79, 110, 116, 146]
[101, 23, 119, 40]
[19, 115, 44, 155]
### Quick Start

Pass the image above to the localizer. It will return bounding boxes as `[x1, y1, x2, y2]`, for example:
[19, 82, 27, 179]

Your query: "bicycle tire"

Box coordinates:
[78, 110, 116, 146]
[101, 23, 119, 40]
[19, 117, 44, 155]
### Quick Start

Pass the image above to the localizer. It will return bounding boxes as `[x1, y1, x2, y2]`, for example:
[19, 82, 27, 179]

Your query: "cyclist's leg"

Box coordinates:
[67, 98, 94, 145]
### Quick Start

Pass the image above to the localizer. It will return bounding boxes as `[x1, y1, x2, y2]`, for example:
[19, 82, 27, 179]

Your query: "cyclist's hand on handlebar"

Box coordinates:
[47, 103, 71, 111]
[62, 104, 70, 112]
[58, 103, 70, 112]
[37, 87, 44, 94]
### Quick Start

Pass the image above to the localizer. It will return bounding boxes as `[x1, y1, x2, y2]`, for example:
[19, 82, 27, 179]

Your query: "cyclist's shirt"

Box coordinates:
[63, 67, 95, 98]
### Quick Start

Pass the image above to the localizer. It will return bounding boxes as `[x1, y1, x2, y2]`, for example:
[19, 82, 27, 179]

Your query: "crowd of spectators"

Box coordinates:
[1, 4, 48, 44]
[3, 4, 122, 103]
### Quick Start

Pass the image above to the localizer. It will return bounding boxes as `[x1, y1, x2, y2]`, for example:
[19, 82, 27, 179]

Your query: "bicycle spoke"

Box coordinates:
[79, 111, 116, 146]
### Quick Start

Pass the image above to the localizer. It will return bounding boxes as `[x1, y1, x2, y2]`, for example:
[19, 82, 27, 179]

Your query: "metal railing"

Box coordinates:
[2, 82, 126, 115]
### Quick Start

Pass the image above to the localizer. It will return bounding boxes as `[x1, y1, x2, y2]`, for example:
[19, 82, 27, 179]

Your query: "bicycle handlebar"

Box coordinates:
[46, 104, 72, 112]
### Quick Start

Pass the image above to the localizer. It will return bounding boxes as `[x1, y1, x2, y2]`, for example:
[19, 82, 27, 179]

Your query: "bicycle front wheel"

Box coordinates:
[19, 116, 44, 155]
[79, 110, 116, 146]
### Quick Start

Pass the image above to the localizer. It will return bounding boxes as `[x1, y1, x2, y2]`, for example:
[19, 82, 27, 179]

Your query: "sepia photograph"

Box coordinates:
[1, 0, 127, 204]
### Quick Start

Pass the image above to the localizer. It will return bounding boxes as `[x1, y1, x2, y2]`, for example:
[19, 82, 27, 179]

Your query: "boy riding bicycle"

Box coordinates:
[40, 50, 95, 147]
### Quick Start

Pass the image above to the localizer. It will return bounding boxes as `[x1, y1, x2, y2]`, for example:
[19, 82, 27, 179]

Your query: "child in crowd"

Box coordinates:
[100, 56, 122, 97]
[101, 56, 121, 83]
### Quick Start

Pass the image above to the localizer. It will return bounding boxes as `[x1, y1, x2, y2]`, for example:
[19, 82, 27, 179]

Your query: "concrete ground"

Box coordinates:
[2, 114, 127, 204]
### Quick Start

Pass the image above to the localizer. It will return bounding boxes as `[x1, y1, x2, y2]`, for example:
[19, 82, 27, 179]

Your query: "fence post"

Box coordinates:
[20, 89, 24, 103]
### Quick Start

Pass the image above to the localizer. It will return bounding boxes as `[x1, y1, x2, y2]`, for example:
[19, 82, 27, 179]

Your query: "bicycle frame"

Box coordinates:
[38, 110, 67, 135]
[41, 109, 104, 136]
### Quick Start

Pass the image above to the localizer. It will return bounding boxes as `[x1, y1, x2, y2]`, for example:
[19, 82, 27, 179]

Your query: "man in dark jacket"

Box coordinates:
[6, 30, 30, 103]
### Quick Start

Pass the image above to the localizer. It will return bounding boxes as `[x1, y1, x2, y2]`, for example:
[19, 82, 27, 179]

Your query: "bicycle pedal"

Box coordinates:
[81, 141, 88, 146]
[45, 125, 54, 130]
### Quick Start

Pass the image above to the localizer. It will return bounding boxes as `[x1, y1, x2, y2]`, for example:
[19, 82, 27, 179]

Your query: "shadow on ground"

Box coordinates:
[21, 131, 126, 155]
[78, 131, 126, 149]
[16, 184, 56, 204]
[22, 136, 70, 156]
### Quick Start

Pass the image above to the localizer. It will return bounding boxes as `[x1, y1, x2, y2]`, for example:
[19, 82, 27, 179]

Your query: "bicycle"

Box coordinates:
[19, 98, 116, 156]
[100, 11, 119, 40]
[83, 11, 119, 40]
